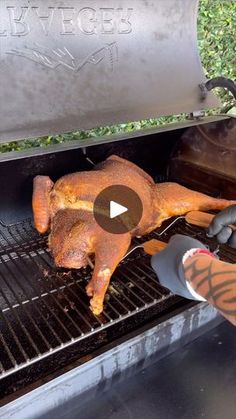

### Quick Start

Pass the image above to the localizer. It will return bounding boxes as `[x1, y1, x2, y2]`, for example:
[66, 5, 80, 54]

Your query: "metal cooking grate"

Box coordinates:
[0, 216, 235, 381]
[152, 216, 236, 264]
[0, 219, 172, 380]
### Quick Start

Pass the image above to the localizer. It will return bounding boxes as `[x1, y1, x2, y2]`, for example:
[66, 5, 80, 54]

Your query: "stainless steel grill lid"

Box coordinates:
[0, 0, 219, 142]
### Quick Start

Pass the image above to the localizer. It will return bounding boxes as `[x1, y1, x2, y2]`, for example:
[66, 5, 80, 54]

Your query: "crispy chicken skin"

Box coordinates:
[32, 155, 236, 315]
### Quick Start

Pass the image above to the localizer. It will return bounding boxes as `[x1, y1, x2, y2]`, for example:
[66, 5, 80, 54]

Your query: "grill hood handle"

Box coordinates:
[200, 77, 236, 101]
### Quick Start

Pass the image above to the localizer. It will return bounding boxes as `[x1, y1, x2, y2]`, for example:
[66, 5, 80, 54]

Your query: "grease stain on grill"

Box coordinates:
[0, 216, 235, 380]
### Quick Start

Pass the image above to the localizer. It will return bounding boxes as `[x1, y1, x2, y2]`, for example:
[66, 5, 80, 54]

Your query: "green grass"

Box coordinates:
[1, 0, 235, 153]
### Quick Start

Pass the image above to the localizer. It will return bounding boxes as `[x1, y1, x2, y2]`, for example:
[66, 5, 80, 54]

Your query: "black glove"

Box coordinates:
[151, 234, 208, 300]
[207, 205, 236, 248]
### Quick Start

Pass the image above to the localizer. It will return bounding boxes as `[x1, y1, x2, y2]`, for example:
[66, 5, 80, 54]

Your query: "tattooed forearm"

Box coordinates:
[183, 254, 236, 326]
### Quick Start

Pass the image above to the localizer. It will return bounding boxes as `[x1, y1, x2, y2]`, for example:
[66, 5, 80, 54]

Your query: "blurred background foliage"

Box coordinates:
[0, 0, 235, 153]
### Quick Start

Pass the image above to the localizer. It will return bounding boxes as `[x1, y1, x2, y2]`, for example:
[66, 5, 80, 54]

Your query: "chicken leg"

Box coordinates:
[86, 232, 131, 315]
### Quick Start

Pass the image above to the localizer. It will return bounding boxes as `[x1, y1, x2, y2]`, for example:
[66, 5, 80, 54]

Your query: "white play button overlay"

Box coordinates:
[94, 185, 143, 234]
[110, 201, 128, 219]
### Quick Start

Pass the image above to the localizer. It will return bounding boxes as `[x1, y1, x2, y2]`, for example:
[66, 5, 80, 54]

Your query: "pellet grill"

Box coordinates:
[0, 1, 235, 417]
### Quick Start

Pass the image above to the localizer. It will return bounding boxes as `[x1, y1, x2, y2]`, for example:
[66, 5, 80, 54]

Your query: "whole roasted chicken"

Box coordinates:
[33, 155, 236, 315]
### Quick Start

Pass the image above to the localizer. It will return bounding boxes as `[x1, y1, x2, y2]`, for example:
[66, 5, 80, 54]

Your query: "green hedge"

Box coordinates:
[1, 0, 235, 153]
[198, 0, 236, 109]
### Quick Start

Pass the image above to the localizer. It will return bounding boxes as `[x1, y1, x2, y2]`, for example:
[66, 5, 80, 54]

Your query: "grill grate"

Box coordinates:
[0, 219, 171, 380]
[0, 216, 235, 381]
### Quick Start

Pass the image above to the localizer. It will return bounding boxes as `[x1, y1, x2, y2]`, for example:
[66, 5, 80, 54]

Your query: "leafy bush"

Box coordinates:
[1, 0, 235, 153]
[198, 0, 236, 110]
